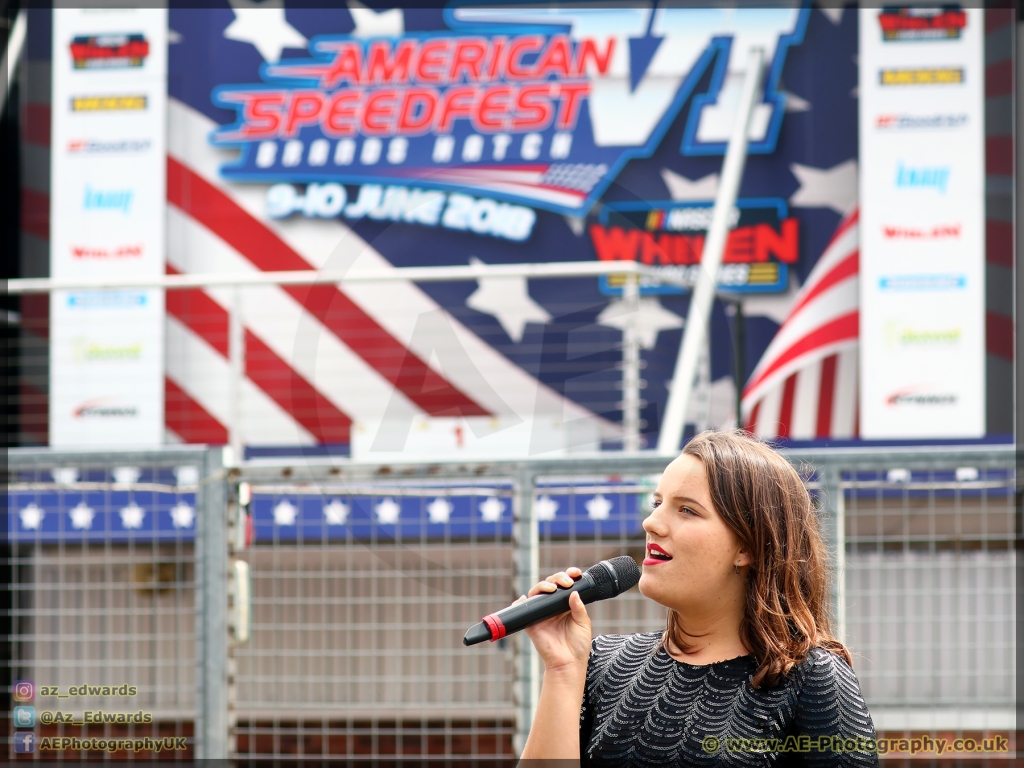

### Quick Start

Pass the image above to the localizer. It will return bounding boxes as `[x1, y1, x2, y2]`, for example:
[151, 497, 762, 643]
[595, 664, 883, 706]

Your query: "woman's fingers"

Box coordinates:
[544, 570, 577, 588]
[526, 567, 580, 597]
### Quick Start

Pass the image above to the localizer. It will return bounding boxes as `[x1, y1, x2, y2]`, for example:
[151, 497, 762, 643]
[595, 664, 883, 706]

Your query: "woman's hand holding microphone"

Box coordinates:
[515, 566, 592, 677]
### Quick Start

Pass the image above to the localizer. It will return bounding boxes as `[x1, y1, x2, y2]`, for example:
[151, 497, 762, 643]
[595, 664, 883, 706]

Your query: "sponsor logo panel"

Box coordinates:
[66, 292, 148, 309]
[71, 95, 147, 112]
[894, 162, 950, 194]
[878, 7, 966, 42]
[70, 33, 149, 69]
[881, 223, 960, 240]
[72, 397, 140, 419]
[884, 322, 962, 348]
[886, 388, 958, 407]
[83, 186, 134, 214]
[878, 274, 967, 291]
[589, 200, 797, 295]
[875, 113, 967, 130]
[71, 243, 144, 259]
[879, 67, 963, 86]
[72, 338, 144, 363]
[67, 138, 152, 154]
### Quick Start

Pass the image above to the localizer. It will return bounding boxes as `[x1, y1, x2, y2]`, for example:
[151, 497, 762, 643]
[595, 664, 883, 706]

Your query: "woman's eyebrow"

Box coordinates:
[662, 494, 707, 509]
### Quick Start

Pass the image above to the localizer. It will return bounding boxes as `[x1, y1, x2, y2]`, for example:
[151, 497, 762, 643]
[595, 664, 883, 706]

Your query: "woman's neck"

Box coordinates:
[664, 607, 749, 665]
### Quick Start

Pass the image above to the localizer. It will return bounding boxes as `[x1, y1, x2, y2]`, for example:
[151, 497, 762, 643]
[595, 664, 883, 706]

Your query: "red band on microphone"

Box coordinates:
[482, 613, 506, 641]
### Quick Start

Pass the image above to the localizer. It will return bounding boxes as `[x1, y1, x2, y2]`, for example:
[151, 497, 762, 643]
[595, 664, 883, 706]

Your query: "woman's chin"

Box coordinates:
[637, 572, 664, 601]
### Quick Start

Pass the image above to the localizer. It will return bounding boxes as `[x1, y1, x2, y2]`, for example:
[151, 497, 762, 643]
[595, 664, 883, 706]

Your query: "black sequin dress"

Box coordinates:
[579, 633, 879, 767]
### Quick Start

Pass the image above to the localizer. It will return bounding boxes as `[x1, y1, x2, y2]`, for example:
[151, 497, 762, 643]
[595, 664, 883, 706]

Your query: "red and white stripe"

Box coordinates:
[741, 211, 860, 440]
[166, 98, 618, 446]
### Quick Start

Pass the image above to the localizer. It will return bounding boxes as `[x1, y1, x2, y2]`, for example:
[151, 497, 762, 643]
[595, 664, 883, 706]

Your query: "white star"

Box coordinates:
[119, 503, 145, 530]
[170, 502, 196, 529]
[19, 504, 44, 531]
[564, 215, 585, 236]
[782, 90, 810, 113]
[375, 498, 401, 524]
[273, 499, 298, 526]
[466, 257, 551, 343]
[585, 495, 613, 521]
[113, 466, 140, 485]
[427, 497, 453, 524]
[479, 496, 504, 523]
[534, 495, 558, 522]
[224, 0, 307, 63]
[69, 502, 95, 530]
[174, 466, 199, 487]
[789, 160, 858, 216]
[52, 468, 79, 485]
[820, 7, 844, 25]
[348, 1, 404, 38]
[597, 297, 684, 350]
[324, 500, 349, 525]
[660, 169, 718, 202]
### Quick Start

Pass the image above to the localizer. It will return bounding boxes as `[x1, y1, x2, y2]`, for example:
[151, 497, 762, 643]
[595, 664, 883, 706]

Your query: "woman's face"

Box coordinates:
[639, 454, 749, 615]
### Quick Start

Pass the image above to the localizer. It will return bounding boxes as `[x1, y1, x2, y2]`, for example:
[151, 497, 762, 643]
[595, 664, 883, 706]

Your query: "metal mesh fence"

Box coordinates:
[841, 462, 1015, 732]
[7, 447, 214, 760]
[6, 446, 1016, 760]
[231, 479, 520, 761]
[232, 449, 1016, 760]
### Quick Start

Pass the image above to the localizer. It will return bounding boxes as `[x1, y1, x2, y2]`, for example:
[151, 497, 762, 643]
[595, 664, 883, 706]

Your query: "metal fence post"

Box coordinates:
[197, 446, 230, 758]
[818, 463, 846, 643]
[512, 465, 539, 756]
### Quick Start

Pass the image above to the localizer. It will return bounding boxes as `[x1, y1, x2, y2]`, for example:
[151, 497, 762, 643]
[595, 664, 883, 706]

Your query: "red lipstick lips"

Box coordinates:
[643, 542, 672, 566]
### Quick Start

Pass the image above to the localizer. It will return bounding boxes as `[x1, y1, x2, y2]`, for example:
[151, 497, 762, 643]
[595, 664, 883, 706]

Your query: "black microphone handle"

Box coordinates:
[463, 572, 599, 646]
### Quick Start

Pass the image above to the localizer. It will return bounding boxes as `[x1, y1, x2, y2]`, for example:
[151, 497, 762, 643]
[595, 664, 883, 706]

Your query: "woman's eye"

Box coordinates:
[650, 499, 660, 511]
[680, 506, 696, 516]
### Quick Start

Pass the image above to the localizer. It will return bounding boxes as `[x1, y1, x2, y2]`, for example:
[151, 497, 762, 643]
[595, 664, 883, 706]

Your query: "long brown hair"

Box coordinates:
[663, 429, 851, 688]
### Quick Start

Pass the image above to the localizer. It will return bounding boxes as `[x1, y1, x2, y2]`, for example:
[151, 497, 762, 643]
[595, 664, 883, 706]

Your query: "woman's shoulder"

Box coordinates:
[586, 632, 663, 682]
[590, 631, 663, 660]
[791, 646, 865, 692]
[788, 647, 875, 734]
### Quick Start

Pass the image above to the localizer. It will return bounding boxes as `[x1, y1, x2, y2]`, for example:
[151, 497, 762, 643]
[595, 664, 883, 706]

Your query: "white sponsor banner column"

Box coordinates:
[858, 7, 985, 438]
[50, 10, 167, 446]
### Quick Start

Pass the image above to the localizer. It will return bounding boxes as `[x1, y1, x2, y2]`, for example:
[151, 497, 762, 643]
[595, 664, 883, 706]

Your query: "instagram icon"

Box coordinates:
[13, 680, 34, 702]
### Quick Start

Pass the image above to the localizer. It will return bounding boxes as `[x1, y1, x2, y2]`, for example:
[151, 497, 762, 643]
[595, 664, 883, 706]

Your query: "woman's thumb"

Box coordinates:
[569, 591, 589, 621]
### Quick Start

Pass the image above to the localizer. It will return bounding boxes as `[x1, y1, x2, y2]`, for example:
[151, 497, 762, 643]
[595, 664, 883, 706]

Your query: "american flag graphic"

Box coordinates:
[19, 6, 1008, 449]
[162, 97, 612, 446]
[741, 211, 859, 440]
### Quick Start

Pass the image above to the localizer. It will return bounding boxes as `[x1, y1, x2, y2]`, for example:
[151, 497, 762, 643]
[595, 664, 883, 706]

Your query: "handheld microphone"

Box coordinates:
[463, 556, 641, 646]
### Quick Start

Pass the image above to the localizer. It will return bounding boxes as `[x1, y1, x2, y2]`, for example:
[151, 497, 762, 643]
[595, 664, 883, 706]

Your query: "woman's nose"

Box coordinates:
[642, 504, 667, 536]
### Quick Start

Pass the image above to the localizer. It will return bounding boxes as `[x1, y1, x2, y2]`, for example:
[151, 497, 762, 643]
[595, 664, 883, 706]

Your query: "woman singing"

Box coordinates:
[517, 430, 878, 766]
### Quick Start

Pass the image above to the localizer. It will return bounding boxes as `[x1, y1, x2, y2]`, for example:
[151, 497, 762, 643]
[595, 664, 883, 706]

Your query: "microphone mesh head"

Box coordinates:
[586, 556, 642, 599]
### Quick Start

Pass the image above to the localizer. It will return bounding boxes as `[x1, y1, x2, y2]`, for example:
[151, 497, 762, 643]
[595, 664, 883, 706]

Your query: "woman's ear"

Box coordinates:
[735, 546, 752, 568]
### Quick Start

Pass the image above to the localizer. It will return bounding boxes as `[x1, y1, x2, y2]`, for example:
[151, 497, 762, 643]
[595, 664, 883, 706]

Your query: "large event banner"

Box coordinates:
[50, 9, 167, 446]
[858, 7, 985, 438]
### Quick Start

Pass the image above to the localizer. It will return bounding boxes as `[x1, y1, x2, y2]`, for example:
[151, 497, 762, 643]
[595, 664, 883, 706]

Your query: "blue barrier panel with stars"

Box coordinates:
[10, 472, 648, 543]
[8, 466, 200, 543]
[250, 486, 645, 543]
